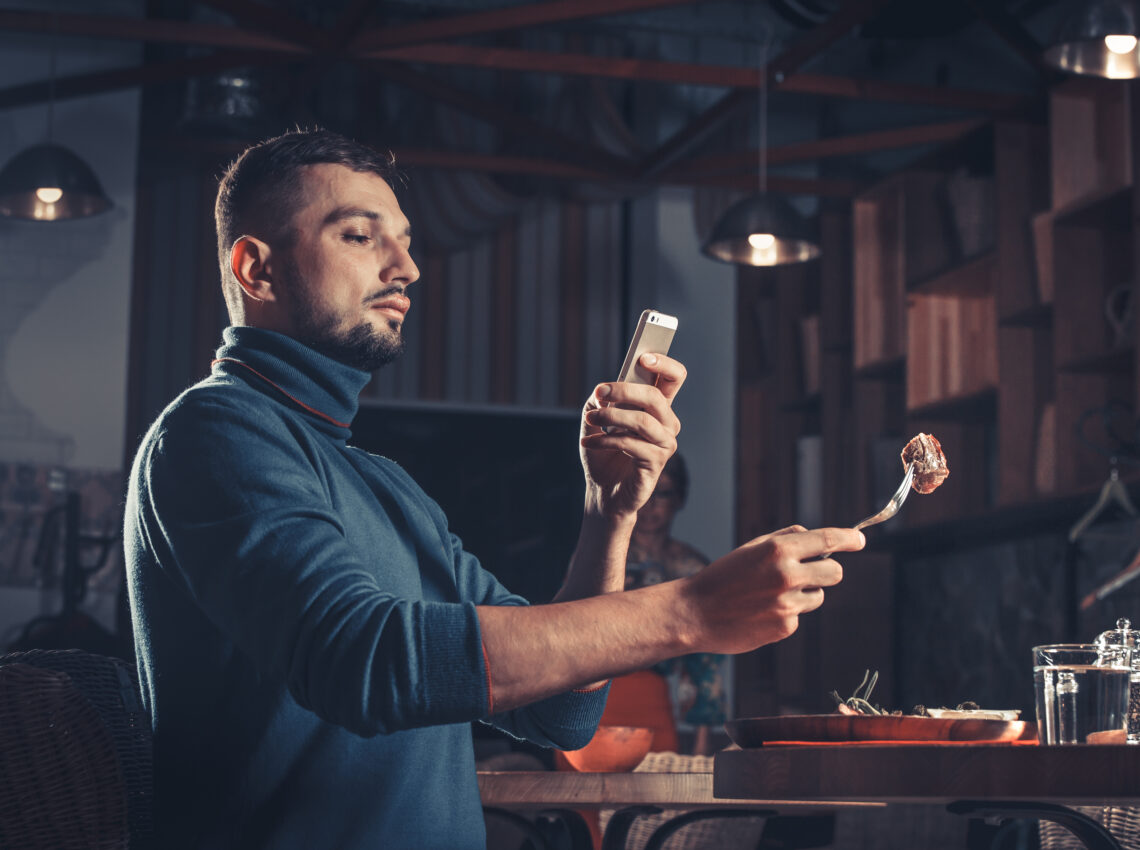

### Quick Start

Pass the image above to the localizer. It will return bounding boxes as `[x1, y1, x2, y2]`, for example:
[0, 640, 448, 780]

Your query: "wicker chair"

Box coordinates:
[0, 649, 153, 849]
[1039, 807, 1140, 850]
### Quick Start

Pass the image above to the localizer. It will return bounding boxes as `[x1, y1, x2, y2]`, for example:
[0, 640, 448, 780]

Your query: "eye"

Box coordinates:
[342, 233, 371, 244]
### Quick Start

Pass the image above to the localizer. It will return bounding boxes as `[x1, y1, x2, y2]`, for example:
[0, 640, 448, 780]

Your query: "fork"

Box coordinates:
[855, 461, 915, 531]
[816, 462, 914, 563]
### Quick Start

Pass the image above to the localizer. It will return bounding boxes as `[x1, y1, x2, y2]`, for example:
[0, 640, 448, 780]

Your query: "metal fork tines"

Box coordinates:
[855, 462, 915, 532]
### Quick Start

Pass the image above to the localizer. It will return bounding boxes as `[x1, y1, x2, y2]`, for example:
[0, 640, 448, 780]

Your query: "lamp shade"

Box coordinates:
[1044, 0, 1140, 79]
[0, 143, 112, 221]
[702, 193, 821, 266]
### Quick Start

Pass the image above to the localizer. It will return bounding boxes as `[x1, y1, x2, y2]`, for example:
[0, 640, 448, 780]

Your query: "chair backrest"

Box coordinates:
[0, 649, 153, 850]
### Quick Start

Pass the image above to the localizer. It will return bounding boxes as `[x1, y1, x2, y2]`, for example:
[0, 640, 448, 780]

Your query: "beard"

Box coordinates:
[280, 261, 405, 372]
[298, 317, 405, 372]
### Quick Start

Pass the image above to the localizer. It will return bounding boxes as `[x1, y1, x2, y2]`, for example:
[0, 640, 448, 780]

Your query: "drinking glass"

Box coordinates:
[1033, 643, 1132, 745]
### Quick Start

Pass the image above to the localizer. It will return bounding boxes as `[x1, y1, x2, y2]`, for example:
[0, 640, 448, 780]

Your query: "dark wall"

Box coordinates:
[350, 405, 585, 604]
[894, 517, 1140, 717]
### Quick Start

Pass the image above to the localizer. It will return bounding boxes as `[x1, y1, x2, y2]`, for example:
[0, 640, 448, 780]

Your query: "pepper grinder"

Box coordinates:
[1095, 617, 1140, 743]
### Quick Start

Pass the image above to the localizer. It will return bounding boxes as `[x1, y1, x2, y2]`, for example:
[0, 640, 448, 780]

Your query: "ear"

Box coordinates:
[230, 235, 277, 303]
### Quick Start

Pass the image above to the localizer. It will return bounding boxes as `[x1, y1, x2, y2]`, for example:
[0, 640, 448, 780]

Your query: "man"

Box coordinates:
[124, 128, 864, 849]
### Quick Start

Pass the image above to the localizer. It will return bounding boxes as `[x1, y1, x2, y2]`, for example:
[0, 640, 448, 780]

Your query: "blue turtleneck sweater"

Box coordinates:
[125, 326, 609, 849]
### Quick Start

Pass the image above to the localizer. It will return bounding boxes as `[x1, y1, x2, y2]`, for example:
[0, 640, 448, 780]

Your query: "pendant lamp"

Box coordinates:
[0, 16, 111, 221]
[1043, 0, 1140, 79]
[702, 32, 820, 267]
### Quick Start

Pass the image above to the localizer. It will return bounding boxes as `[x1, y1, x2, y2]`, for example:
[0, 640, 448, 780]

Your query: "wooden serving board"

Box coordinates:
[726, 714, 1032, 746]
[714, 744, 1140, 804]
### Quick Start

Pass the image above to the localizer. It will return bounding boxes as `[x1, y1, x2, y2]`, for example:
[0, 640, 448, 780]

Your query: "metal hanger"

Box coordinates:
[1068, 462, 1138, 543]
[1069, 403, 1140, 543]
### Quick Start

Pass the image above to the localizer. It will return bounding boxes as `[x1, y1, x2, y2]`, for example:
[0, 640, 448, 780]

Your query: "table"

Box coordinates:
[714, 744, 1140, 850]
[478, 769, 883, 850]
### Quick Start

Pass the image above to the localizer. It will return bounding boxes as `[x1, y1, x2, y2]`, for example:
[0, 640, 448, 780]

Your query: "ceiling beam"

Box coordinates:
[392, 148, 614, 181]
[157, 135, 857, 194]
[350, 0, 696, 52]
[329, 0, 380, 51]
[366, 42, 1023, 113]
[0, 51, 291, 111]
[962, 0, 1057, 80]
[0, 10, 310, 53]
[364, 42, 750, 86]
[391, 149, 859, 195]
[672, 173, 860, 196]
[637, 0, 896, 179]
[195, 0, 327, 50]
[778, 73, 1022, 112]
[363, 61, 635, 176]
[669, 118, 987, 176]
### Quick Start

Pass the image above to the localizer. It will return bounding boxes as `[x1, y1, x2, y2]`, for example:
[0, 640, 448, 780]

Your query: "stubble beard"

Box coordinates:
[301, 317, 405, 372]
[282, 262, 406, 372]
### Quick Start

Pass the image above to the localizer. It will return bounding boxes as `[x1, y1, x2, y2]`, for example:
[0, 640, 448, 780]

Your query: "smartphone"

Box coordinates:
[616, 309, 678, 385]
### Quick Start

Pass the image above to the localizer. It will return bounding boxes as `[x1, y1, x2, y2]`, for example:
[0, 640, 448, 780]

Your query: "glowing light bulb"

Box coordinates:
[748, 232, 776, 250]
[35, 186, 63, 204]
[1105, 34, 1138, 55]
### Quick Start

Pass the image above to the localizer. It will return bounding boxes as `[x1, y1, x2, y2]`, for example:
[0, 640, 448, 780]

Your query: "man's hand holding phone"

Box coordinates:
[579, 310, 685, 520]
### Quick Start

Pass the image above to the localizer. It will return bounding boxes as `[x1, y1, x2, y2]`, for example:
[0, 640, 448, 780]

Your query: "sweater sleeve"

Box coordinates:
[442, 532, 610, 750]
[134, 394, 489, 736]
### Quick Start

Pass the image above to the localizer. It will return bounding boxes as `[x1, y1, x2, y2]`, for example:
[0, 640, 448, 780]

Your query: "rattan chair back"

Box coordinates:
[0, 649, 153, 849]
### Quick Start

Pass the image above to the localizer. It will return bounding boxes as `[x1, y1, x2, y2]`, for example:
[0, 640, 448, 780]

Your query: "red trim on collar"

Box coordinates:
[212, 357, 352, 429]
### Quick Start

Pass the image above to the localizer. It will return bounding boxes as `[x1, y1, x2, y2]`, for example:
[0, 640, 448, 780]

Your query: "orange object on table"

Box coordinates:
[552, 670, 678, 848]
[598, 670, 678, 753]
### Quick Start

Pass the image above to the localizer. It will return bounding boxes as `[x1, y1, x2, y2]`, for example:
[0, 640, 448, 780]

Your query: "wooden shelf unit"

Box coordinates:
[731, 83, 1140, 718]
[736, 79, 1139, 539]
[1049, 78, 1134, 496]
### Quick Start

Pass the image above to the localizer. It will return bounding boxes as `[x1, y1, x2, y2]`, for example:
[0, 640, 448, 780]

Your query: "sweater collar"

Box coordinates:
[211, 326, 371, 438]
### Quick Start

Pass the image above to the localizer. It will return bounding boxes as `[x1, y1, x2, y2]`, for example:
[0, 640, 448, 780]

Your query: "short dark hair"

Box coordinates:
[214, 127, 400, 321]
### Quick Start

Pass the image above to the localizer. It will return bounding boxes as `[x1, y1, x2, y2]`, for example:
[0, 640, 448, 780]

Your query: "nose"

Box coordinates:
[383, 241, 420, 287]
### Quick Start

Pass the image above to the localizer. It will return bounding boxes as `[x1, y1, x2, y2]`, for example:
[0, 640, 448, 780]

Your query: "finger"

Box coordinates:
[603, 382, 681, 435]
[584, 383, 612, 412]
[580, 427, 676, 462]
[586, 405, 677, 448]
[795, 587, 827, 613]
[776, 527, 865, 560]
[795, 556, 843, 590]
[766, 525, 808, 538]
[635, 354, 687, 403]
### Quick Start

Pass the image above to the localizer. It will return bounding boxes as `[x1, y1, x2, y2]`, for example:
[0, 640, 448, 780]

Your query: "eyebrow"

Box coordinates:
[324, 207, 378, 225]
[323, 206, 412, 237]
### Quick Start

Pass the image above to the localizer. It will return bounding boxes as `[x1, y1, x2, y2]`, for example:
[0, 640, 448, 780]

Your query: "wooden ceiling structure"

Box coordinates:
[0, 0, 1062, 198]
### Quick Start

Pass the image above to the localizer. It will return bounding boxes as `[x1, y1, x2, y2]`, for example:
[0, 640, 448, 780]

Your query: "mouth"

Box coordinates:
[367, 293, 411, 321]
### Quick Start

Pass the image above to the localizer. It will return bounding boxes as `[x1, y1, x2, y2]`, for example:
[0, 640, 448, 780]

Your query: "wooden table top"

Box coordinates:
[714, 744, 1140, 805]
[477, 769, 885, 813]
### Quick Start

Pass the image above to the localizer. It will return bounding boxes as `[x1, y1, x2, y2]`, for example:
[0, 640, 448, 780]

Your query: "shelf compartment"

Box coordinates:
[853, 172, 957, 371]
[1049, 77, 1132, 211]
[906, 292, 998, 412]
[853, 183, 906, 371]
[907, 250, 996, 297]
[854, 356, 905, 381]
[999, 302, 1052, 328]
[1057, 346, 1134, 375]
[1052, 184, 1132, 229]
[906, 387, 997, 422]
[1052, 203, 1134, 369]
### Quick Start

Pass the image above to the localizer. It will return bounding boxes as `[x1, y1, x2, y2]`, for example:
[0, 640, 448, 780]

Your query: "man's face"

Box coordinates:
[272, 163, 420, 371]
